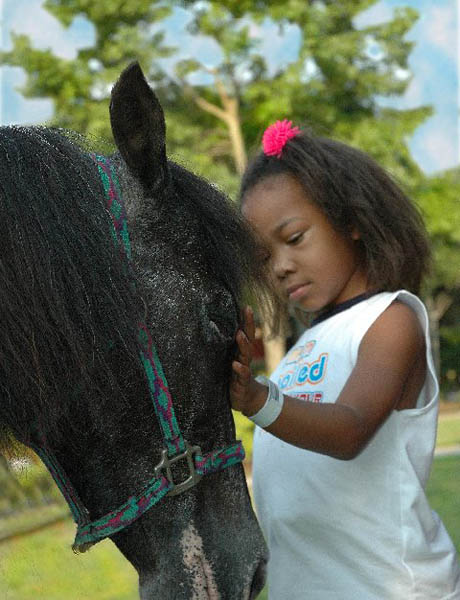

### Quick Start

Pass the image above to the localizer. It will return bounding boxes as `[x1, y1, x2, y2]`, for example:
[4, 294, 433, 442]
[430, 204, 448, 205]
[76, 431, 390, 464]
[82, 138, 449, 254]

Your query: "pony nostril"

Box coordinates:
[249, 558, 267, 600]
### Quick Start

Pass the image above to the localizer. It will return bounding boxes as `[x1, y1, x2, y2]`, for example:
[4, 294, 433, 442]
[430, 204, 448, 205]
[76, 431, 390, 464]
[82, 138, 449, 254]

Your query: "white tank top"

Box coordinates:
[252, 290, 460, 599]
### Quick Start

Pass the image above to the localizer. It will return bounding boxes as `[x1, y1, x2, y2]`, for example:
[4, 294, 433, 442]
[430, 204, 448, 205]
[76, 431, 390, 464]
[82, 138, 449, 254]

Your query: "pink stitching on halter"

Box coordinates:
[262, 119, 301, 158]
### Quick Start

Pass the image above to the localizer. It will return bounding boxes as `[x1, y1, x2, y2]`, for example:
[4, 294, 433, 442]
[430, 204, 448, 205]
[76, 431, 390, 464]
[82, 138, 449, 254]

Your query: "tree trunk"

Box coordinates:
[225, 98, 247, 176]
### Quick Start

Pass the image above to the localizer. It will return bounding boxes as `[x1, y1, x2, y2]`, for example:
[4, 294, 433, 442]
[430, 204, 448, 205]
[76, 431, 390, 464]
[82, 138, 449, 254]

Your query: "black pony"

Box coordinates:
[0, 62, 269, 599]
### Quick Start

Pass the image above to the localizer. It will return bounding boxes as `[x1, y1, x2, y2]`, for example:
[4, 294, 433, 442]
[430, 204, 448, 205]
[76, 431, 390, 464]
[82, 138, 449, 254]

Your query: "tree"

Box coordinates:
[2, 0, 431, 218]
[1, 0, 173, 139]
[173, 1, 429, 177]
[171, 0, 431, 370]
[414, 169, 460, 380]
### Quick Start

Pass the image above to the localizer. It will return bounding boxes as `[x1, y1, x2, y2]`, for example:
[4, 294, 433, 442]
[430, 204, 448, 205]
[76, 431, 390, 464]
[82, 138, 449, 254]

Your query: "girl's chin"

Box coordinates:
[291, 291, 335, 314]
[290, 297, 320, 313]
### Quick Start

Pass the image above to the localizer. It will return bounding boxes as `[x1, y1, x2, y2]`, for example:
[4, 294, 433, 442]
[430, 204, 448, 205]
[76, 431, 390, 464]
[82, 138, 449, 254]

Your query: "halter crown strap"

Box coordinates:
[31, 154, 244, 552]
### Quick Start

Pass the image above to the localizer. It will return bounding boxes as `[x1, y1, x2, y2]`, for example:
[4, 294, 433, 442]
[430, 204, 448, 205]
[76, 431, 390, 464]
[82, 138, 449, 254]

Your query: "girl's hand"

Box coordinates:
[230, 306, 262, 416]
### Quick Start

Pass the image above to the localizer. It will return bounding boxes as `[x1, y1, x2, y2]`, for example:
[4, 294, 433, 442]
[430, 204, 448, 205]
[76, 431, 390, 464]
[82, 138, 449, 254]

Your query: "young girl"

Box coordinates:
[231, 120, 460, 599]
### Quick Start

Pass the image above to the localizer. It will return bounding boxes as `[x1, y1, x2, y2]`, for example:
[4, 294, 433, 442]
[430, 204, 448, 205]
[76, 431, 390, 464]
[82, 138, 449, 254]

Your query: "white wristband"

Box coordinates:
[249, 376, 284, 428]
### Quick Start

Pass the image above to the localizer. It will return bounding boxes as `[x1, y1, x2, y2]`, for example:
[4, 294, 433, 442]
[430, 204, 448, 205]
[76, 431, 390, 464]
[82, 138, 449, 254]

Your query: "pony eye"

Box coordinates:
[200, 289, 238, 346]
[206, 318, 234, 344]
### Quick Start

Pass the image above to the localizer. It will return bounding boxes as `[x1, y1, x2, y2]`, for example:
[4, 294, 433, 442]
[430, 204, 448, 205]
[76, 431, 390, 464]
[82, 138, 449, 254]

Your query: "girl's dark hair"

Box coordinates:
[240, 128, 431, 329]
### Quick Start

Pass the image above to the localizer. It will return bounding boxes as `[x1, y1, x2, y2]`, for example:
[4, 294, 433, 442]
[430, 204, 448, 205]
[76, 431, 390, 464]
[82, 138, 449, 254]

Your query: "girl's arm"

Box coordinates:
[231, 303, 426, 460]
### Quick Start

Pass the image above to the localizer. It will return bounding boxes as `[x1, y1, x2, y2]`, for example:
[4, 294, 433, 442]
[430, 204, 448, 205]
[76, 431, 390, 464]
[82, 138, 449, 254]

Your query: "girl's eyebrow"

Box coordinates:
[274, 217, 303, 235]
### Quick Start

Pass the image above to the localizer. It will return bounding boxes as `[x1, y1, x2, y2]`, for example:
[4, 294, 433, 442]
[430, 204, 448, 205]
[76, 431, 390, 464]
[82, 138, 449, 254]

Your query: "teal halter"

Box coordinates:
[30, 155, 244, 552]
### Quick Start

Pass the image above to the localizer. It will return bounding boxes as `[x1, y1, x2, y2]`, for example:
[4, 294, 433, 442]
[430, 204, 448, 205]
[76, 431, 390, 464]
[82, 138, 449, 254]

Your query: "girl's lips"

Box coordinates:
[288, 283, 311, 301]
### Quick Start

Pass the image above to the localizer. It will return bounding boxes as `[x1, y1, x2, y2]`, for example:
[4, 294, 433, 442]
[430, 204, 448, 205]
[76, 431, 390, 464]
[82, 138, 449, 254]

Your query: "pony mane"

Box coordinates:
[0, 126, 143, 451]
[0, 127, 275, 454]
[167, 161, 268, 309]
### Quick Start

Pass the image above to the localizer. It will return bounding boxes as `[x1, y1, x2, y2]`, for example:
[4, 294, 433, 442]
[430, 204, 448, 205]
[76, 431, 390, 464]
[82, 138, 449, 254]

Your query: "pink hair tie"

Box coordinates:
[262, 119, 301, 158]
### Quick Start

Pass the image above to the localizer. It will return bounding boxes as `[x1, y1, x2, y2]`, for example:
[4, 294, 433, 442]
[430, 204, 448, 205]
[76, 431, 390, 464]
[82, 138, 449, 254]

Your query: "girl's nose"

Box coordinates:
[273, 253, 295, 280]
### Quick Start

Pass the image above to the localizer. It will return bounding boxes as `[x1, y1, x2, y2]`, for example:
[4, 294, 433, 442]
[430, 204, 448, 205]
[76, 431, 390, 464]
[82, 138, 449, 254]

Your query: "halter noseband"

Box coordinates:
[29, 155, 244, 552]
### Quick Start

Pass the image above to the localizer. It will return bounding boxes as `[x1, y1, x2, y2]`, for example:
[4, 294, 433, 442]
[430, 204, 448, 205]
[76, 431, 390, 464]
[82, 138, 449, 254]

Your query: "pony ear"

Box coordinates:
[110, 61, 168, 191]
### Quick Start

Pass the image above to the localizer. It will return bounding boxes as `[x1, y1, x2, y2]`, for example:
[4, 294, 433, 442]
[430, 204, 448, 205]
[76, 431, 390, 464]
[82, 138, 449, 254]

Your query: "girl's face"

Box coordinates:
[242, 173, 369, 313]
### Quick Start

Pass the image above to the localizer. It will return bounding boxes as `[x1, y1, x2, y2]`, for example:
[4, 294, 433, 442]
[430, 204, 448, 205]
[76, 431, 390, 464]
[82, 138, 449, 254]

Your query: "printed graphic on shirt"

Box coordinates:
[277, 347, 328, 399]
[292, 391, 324, 403]
[284, 340, 316, 365]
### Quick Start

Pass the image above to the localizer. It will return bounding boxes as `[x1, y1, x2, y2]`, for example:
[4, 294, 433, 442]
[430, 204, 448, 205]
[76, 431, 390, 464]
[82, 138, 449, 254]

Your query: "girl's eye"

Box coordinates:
[287, 232, 304, 245]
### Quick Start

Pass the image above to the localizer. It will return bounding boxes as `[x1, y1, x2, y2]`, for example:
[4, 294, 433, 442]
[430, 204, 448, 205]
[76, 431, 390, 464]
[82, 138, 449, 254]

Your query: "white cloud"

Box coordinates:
[152, 8, 223, 78]
[423, 5, 457, 61]
[1, 66, 53, 125]
[364, 35, 385, 60]
[394, 67, 411, 80]
[353, 2, 394, 28]
[4, 0, 94, 59]
[411, 117, 459, 173]
[1, 0, 94, 125]
[246, 18, 300, 76]
[400, 75, 424, 107]
[248, 22, 263, 38]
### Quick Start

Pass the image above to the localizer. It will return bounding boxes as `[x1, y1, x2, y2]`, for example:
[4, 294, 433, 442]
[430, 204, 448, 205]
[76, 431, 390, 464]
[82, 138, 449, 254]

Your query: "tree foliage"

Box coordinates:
[415, 168, 460, 387]
[2, 0, 433, 191]
[174, 1, 429, 179]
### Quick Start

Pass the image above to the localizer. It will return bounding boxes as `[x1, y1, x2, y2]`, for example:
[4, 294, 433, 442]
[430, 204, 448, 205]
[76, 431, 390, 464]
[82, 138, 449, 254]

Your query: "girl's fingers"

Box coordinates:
[236, 330, 252, 366]
[234, 306, 255, 373]
[232, 361, 251, 384]
[230, 361, 252, 410]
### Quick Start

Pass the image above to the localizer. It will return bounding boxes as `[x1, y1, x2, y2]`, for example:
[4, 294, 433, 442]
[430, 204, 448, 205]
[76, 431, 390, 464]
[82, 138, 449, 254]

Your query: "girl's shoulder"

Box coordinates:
[348, 289, 429, 347]
[367, 291, 425, 336]
[360, 298, 425, 362]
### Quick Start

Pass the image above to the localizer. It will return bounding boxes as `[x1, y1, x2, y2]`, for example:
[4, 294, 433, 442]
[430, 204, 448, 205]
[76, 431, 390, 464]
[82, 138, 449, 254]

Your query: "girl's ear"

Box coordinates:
[109, 61, 168, 192]
[351, 228, 360, 240]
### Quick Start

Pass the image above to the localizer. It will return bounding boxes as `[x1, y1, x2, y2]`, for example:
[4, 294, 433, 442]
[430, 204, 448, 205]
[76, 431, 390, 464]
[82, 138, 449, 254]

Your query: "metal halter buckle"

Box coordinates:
[154, 440, 203, 496]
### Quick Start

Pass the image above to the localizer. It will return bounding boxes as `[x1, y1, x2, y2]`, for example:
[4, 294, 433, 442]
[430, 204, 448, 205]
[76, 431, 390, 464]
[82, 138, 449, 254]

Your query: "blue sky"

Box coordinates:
[1, 0, 458, 174]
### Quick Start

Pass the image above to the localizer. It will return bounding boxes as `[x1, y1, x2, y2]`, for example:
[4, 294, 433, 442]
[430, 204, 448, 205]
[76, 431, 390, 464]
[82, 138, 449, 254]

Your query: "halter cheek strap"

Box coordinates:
[30, 155, 244, 553]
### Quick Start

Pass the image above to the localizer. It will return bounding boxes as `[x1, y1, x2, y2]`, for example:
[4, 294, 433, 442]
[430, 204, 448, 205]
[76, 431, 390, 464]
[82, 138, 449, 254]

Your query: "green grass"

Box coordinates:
[426, 455, 460, 552]
[258, 585, 268, 600]
[233, 409, 256, 462]
[437, 414, 460, 447]
[0, 504, 69, 541]
[0, 520, 138, 599]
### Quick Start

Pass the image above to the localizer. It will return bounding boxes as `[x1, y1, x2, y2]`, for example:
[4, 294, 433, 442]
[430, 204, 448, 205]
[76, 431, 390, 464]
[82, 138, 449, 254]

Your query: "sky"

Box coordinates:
[1, 0, 458, 175]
